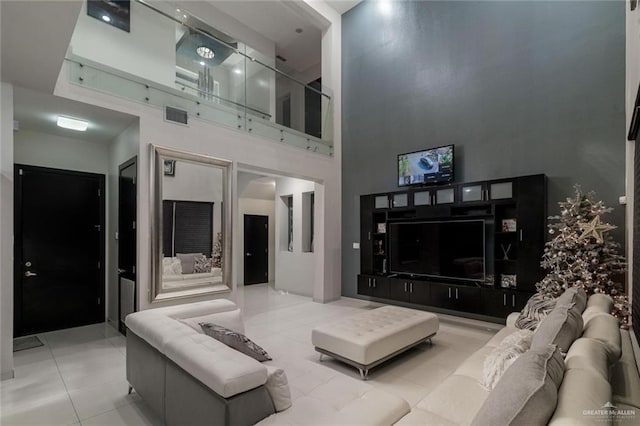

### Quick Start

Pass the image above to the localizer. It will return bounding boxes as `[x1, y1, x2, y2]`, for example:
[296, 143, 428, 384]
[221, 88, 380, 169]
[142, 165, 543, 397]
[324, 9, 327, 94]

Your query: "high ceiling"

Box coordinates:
[13, 87, 137, 143]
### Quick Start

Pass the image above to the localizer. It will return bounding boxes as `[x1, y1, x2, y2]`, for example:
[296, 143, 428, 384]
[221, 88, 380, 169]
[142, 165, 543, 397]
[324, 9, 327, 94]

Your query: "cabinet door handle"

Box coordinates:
[448, 288, 451, 298]
[404, 282, 407, 292]
[373, 279, 376, 289]
[512, 295, 516, 307]
[503, 293, 507, 306]
[410, 282, 413, 293]
[368, 278, 371, 288]
[519, 229, 523, 241]
[368, 231, 371, 241]
[455, 288, 459, 299]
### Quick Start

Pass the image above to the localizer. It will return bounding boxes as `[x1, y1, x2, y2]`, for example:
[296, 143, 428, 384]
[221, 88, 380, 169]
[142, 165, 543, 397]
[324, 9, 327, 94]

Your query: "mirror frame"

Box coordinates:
[150, 145, 233, 302]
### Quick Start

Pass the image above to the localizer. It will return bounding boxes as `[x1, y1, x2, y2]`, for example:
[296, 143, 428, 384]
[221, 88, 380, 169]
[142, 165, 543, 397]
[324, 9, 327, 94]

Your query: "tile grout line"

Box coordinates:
[40, 334, 82, 425]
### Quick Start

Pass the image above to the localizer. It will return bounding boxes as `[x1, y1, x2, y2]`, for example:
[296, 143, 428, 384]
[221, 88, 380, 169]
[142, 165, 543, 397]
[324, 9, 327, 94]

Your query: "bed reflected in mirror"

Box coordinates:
[151, 146, 231, 302]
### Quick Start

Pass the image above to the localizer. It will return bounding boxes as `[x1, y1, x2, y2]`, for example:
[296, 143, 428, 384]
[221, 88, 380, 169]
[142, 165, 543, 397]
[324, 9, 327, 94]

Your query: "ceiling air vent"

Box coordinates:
[164, 106, 188, 126]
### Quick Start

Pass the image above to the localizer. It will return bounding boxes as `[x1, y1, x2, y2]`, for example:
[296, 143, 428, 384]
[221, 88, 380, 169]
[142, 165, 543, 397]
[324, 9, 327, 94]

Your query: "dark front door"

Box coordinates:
[14, 165, 105, 336]
[244, 214, 268, 285]
[118, 158, 137, 333]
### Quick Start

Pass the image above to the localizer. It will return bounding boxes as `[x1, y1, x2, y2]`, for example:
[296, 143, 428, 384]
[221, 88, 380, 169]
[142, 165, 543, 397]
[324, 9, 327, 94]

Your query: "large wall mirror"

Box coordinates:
[151, 145, 232, 302]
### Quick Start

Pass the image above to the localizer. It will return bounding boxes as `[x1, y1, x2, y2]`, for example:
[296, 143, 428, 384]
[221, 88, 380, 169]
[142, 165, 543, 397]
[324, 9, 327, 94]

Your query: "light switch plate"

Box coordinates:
[353, 242, 360, 249]
[619, 196, 626, 205]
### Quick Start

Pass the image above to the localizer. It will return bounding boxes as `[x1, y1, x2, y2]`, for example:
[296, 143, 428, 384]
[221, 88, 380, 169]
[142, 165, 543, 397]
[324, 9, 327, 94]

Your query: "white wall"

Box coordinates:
[275, 177, 316, 296]
[237, 198, 275, 285]
[107, 121, 139, 323]
[627, 2, 640, 314]
[70, 1, 176, 87]
[14, 130, 109, 174]
[1, 82, 14, 380]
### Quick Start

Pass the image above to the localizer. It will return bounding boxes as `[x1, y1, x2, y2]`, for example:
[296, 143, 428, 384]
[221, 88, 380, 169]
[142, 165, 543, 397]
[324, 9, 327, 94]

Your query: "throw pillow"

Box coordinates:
[176, 253, 202, 274]
[471, 344, 565, 426]
[193, 255, 212, 274]
[200, 322, 272, 362]
[556, 286, 587, 314]
[162, 257, 182, 275]
[531, 303, 583, 354]
[264, 366, 292, 412]
[482, 329, 534, 390]
[180, 309, 245, 334]
[515, 293, 556, 331]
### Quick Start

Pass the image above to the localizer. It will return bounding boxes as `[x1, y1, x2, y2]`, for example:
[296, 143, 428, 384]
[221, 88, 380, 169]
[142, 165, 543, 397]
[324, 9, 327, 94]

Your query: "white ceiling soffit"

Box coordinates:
[325, 0, 362, 15]
[238, 171, 276, 200]
[1, 1, 83, 93]
[206, 1, 322, 74]
[13, 86, 138, 144]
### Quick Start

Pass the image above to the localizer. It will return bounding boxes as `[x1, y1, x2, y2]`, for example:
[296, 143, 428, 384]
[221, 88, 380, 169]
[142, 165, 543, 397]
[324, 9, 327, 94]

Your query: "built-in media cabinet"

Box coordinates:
[358, 174, 547, 322]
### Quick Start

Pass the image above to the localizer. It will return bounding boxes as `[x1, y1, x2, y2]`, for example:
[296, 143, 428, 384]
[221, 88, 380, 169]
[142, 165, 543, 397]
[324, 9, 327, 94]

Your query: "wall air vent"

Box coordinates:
[164, 106, 188, 126]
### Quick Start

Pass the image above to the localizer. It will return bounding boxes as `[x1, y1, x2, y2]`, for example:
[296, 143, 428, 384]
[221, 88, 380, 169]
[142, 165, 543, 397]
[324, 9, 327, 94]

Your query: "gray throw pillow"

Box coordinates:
[471, 344, 565, 426]
[515, 293, 556, 331]
[176, 253, 202, 274]
[556, 287, 587, 314]
[531, 303, 583, 353]
[200, 323, 272, 362]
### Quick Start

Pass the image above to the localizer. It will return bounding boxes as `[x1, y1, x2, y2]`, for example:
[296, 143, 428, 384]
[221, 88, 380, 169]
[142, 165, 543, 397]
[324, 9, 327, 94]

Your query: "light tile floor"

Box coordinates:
[1, 284, 500, 425]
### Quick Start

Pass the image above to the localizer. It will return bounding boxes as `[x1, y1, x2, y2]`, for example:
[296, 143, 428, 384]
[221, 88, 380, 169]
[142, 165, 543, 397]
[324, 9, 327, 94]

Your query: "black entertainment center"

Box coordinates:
[358, 173, 547, 322]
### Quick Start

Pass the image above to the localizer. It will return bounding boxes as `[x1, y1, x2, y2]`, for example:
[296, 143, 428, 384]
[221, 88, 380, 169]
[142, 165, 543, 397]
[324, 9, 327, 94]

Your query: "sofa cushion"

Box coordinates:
[581, 314, 621, 364]
[201, 323, 272, 362]
[180, 309, 245, 334]
[548, 368, 612, 426]
[482, 329, 533, 389]
[453, 346, 493, 382]
[565, 338, 611, 381]
[417, 375, 490, 425]
[587, 293, 614, 313]
[556, 287, 588, 314]
[484, 326, 519, 348]
[177, 253, 203, 274]
[471, 344, 564, 426]
[395, 408, 458, 426]
[264, 366, 292, 412]
[515, 293, 557, 331]
[531, 303, 583, 353]
[164, 332, 268, 398]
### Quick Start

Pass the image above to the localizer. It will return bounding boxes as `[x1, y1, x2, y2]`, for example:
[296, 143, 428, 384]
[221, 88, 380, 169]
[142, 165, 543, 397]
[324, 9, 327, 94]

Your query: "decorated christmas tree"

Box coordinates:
[535, 185, 629, 323]
[212, 232, 223, 268]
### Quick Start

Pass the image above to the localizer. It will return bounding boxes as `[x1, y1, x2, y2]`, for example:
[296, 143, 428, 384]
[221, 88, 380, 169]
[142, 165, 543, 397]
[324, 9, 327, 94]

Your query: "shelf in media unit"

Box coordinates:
[374, 253, 386, 256]
[495, 231, 517, 235]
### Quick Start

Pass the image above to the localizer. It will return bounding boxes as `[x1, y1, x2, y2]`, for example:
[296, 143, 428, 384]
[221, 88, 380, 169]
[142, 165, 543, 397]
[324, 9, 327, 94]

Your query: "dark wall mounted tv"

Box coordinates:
[398, 144, 454, 187]
[388, 219, 485, 282]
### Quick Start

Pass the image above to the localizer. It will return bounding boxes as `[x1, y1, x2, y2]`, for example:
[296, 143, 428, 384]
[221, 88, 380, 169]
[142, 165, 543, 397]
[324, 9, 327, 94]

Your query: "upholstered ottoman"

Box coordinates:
[312, 306, 439, 379]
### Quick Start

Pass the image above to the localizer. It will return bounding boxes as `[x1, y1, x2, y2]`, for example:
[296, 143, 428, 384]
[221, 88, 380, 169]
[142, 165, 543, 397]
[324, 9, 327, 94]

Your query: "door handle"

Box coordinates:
[117, 268, 126, 274]
[25, 271, 37, 277]
[246, 253, 252, 257]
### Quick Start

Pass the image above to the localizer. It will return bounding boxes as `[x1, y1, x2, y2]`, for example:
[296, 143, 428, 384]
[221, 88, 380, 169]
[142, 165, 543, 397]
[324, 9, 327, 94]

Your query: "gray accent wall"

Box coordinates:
[341, 1, 625, 297]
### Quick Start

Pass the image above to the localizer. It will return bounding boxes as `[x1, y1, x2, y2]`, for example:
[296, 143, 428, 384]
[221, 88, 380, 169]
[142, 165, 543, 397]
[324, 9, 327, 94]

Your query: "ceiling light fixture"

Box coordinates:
[57, 116, 89, 131]
[102, 15, 111, 22]
[199, 61, 206, 66]
[196, 46, 215, 59]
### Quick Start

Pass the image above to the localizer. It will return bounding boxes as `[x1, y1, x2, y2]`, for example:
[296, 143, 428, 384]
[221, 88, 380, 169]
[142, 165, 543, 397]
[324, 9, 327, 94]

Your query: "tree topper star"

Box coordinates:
[578, 216, 616, 243]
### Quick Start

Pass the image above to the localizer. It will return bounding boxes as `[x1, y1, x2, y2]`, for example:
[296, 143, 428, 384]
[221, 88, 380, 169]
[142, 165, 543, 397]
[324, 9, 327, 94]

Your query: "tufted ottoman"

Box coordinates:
[312, 305, 439, 379]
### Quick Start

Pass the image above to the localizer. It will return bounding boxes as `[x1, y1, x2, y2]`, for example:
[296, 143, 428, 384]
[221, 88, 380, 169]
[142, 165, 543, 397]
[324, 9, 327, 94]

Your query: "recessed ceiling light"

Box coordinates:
[57, 116, 88, 131]
[101, 15, 111, 23]
[199, 61, 206, 66]
[196, 46, 215, 59]
[233, 68, 243, 75]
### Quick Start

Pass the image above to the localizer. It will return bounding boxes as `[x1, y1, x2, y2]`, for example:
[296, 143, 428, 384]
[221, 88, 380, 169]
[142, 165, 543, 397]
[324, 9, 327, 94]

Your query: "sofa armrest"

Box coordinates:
[506, 312, 520, 328]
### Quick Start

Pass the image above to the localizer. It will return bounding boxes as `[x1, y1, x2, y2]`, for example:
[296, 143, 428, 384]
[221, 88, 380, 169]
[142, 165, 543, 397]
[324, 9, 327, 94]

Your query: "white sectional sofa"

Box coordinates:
[125, 299, 411, 426]
[396, 292, 640, 425]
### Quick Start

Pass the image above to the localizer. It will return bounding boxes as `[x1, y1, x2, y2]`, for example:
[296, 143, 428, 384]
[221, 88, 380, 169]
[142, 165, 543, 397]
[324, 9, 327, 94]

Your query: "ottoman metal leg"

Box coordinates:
[319, 353, 324, 362]
[359, 369, 369, 381]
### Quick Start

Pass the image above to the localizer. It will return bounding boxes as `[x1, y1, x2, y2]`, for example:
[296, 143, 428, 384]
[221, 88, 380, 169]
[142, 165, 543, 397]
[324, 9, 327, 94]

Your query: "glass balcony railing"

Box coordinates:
[65, 0, 333, 156]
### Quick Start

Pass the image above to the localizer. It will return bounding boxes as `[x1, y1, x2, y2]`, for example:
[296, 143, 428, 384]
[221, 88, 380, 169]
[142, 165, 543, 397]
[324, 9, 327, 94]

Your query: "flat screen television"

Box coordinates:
[388, 219, 485, 282]
[398, 144, 454, 187]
